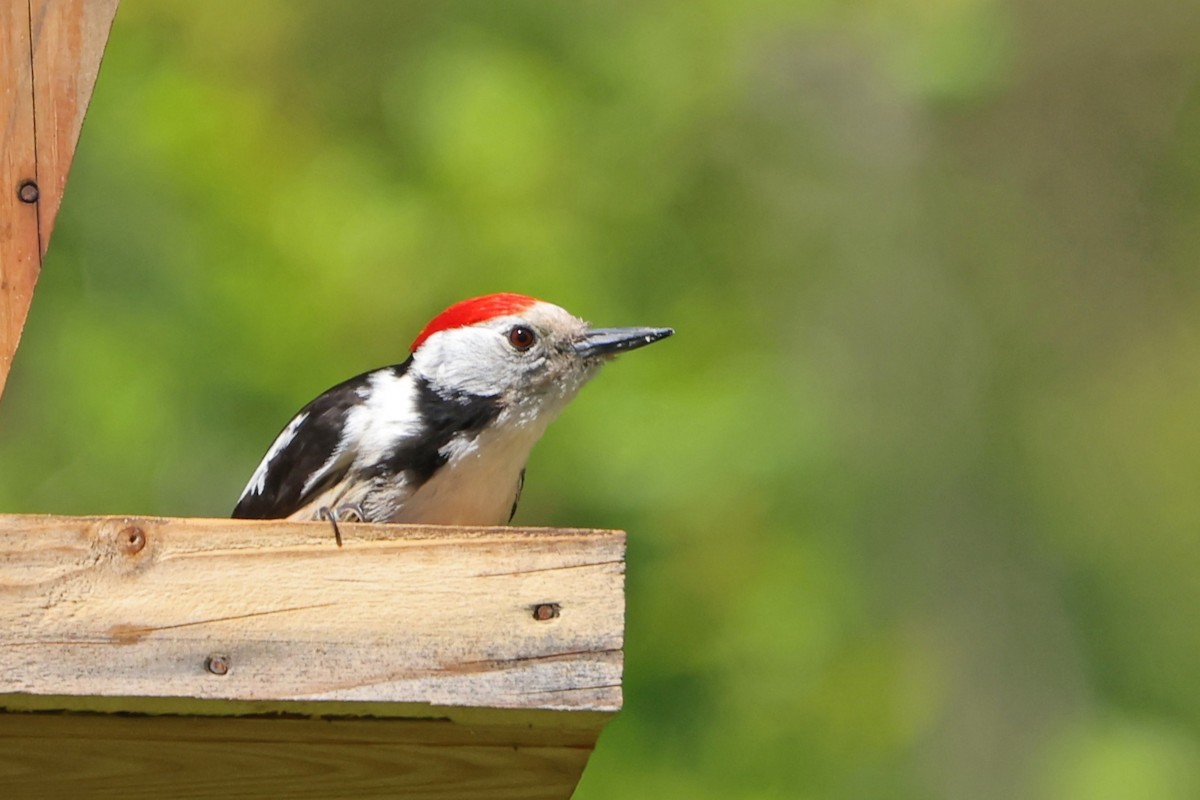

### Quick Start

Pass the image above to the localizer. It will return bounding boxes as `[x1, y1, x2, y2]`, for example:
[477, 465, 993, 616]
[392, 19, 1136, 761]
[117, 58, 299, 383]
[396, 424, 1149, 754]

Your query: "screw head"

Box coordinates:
[17, 180, 38, 203]
[532, 603, 561, 621]
[205, 654, 231, 675]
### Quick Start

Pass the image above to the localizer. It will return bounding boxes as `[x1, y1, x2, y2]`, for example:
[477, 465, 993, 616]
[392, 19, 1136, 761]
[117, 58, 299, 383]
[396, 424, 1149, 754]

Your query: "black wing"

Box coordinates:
[232, 363, 409, 519]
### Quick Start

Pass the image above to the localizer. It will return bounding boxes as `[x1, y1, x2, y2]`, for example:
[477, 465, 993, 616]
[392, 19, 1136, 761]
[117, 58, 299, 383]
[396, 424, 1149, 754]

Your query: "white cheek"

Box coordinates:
[414, 327, 520, 396]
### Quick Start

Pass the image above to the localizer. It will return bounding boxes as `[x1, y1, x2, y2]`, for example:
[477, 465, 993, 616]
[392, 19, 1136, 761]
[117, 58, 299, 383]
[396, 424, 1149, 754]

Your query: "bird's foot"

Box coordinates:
[317, 504, 366, 548]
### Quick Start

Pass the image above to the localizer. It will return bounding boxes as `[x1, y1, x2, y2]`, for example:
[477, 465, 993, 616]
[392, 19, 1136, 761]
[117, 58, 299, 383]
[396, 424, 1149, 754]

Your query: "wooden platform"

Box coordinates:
[0, 515, 625, 798]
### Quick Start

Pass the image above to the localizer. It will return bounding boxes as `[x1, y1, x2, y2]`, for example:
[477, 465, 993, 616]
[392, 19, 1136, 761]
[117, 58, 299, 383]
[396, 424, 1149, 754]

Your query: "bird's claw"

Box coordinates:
[317, 504, 365, 548]
[336, 503, 366, 522]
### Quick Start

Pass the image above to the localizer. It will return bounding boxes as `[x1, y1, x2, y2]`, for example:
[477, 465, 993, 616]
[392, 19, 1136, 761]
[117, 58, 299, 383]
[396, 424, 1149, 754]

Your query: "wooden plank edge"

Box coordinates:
[0, 695, 615, 737]
[0, 1, 120, 400]
[30, 0, 122, 254]
[0, 512, 623, 540]
[0, 711, 599, 800]
[0, 1, 40, 400]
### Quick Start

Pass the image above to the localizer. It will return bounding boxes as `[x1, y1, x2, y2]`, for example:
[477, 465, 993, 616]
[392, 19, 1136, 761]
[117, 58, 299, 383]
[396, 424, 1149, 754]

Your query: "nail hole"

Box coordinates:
[119, 526, 146, 554]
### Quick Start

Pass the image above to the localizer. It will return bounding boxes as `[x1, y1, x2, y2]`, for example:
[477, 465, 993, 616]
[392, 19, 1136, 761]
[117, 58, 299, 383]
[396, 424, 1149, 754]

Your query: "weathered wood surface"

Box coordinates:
[0, 515, 623, 798]
[0, 0, 119, 398]
[0, 515, 624, 712]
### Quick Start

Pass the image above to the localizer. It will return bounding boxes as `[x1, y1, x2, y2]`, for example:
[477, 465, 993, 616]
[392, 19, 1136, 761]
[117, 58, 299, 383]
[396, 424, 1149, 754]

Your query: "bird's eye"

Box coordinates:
[507, 325, 537, 351]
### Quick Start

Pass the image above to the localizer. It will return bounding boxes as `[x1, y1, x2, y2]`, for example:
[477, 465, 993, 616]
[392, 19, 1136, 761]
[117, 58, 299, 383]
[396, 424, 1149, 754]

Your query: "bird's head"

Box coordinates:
[409, 293, 673, 415]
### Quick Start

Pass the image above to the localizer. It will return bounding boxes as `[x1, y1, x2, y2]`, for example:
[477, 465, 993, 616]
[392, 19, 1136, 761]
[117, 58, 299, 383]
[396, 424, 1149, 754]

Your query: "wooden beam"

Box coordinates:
[0, 1, 41, 399]
[0, 515, 624, 798]
[0, 0, 119, 399]
[29, 0, 121, 252]
[0, 712, 606, 800]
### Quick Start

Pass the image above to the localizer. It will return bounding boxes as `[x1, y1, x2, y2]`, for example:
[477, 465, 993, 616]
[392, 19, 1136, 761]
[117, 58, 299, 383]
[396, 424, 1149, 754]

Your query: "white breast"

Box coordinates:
[389, 420, 540, 525]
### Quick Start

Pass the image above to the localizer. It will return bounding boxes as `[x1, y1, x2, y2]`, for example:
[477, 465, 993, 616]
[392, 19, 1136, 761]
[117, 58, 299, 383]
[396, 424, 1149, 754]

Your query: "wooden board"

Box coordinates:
[0, 515, 625, 798]
[29, 0, 122, 250]
[0, 712, 602, 800]
[0, 1, 41, 396]
[0, 0, 120, 399]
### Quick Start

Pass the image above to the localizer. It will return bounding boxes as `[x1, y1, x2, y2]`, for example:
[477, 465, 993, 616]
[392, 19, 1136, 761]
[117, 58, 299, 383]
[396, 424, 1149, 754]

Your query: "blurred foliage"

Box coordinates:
[3, 1, 1200, 797]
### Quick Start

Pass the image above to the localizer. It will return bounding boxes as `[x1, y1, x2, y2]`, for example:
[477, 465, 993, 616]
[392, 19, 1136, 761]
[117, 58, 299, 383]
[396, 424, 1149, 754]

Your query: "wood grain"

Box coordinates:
[29, 0, 120, 250]
[0, 712, 598, 799]
[0, 0, 41, 397]
[0, 515, 624, 712]
[0, 515, 624, 798]
[0, 0, 119, 399]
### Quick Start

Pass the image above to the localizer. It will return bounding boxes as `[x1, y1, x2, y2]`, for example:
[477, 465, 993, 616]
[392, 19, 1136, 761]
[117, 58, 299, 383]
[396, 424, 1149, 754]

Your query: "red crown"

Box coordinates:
[411, 293, 539, 352]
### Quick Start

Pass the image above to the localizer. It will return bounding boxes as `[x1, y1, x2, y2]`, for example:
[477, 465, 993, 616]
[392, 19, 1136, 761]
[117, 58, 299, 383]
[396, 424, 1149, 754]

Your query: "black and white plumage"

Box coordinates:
[232, 293, 672, 529]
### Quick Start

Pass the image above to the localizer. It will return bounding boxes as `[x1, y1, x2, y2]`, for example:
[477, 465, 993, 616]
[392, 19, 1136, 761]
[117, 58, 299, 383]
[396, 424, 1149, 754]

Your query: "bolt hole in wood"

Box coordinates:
[120, 526, 146, 554]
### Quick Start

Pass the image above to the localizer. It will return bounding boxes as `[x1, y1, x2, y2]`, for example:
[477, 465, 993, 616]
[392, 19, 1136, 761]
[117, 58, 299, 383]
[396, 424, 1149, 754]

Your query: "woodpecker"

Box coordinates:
[232, 293, 672, 539]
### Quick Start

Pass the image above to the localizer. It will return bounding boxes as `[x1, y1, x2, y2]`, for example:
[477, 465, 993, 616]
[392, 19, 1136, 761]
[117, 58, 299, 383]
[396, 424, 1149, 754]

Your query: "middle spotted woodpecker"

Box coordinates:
[232, 293, 672, 537]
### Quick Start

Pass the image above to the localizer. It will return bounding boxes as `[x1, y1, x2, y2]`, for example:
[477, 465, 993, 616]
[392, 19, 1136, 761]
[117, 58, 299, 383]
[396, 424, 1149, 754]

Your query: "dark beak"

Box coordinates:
[572, 326, 674, 358]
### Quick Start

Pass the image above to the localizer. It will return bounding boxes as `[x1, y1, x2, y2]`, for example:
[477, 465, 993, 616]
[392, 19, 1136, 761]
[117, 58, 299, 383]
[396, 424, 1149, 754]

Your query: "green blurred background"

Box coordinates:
[3, 1, 1200, 797]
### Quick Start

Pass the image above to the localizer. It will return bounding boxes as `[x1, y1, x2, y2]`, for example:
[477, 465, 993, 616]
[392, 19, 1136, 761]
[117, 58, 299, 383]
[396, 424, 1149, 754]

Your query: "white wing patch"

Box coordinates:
[240, 411, 309, 500]
[351, 369, 423, 462]
[299, 369, 422, 499]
